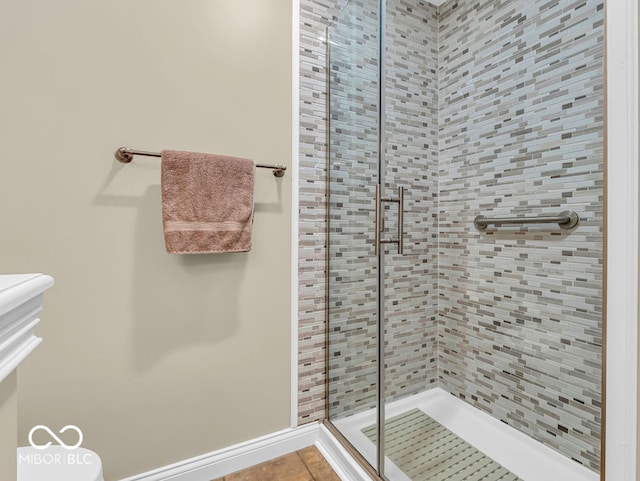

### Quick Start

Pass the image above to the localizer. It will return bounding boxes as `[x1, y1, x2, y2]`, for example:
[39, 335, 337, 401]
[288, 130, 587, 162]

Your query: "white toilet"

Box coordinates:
[17, 446, 104, 481]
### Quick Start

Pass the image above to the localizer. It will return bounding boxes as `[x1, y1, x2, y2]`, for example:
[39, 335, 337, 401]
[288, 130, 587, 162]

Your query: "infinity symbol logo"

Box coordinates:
[28, 425, 84, 450]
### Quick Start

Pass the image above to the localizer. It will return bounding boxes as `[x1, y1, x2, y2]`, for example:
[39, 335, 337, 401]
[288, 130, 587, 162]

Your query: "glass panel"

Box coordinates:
[381, 0, 604, 480]
[326, 0, 381, 471]
[325, 0, 603, 479]
[381, 0, 441, 478]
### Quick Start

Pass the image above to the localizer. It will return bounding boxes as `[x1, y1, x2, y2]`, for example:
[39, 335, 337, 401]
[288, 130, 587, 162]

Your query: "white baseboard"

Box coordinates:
[118, 422, 372, 481]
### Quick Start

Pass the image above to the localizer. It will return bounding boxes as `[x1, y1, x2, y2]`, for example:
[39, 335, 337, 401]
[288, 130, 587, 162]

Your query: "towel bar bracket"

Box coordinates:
[115, 148, 133, 163]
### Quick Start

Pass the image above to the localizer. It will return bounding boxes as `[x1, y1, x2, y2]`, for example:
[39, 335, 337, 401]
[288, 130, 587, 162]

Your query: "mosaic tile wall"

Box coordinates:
[299, 0, 603, 470]
[380, 1, 440, 403]
[298, 0, 347, 423]
[437, 0, 604, 470]
[326, 0, 380, 418]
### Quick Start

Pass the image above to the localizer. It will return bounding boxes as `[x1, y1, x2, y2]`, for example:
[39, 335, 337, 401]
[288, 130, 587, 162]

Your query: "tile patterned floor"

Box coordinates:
[363, 409, 521, 481]
[211, 446, 341, 481]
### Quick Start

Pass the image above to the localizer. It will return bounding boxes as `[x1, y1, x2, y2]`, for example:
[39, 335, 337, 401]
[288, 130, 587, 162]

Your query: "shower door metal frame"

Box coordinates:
[323, 0, 391, 478]
[324, 4, 386, 479]
[324, 0, 406, 478]
[375, 1, 407, 476]
[375, 0, 387, 474]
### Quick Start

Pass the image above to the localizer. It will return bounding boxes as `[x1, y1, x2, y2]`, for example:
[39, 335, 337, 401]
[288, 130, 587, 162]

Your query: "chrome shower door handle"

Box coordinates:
[375, 184, 382, 256]
[397, 186, 404, 255]
[375, 185, 406, 256]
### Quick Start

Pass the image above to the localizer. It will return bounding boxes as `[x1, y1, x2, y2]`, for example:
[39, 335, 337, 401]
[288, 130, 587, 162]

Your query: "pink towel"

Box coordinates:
[161, 150, 255, 254]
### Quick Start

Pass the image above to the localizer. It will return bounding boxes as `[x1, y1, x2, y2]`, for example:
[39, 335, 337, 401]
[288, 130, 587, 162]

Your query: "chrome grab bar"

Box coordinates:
[375, 185, 405, 255]
[474, 211, 580, 230]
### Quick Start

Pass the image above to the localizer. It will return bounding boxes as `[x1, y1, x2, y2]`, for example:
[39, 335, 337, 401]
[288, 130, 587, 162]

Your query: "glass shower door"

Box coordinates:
[327, 0, 604, 479]
[326, 0, 382, 472]
[327, 1, 414, 476]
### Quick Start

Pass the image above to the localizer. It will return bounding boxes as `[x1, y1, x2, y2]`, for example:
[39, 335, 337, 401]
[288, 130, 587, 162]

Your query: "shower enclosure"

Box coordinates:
[326, 1, 604, 480]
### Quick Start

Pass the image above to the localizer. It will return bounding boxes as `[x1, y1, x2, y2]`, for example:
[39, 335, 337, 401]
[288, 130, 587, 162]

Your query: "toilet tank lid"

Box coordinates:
[18, 446, 103, 481]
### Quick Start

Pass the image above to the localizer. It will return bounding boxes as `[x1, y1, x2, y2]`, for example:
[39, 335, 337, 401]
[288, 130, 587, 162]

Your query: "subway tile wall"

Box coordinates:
[437, 0, 603, 470]
[299, 0, 603, 471]
[381, 1, 440, 403]
[326, 0, 381, 418]
[326, 0, 440, 419]
[297, 0, 346, 423]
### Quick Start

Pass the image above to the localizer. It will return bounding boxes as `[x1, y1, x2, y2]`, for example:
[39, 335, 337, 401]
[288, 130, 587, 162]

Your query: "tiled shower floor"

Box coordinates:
[362, 409, 521, 481]
[333, 387, 599, 481]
